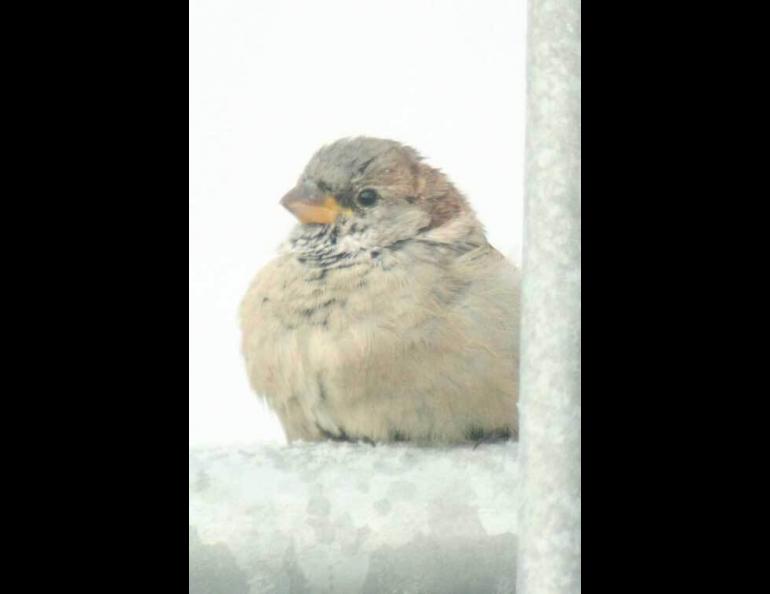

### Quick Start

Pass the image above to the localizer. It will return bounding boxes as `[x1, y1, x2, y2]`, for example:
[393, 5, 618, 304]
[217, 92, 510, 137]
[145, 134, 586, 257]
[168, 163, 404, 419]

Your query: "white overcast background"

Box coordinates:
[189, 0, 527, 446]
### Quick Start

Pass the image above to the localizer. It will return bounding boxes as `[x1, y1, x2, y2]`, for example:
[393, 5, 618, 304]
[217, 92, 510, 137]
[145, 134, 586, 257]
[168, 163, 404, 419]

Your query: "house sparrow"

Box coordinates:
[240, 137, 520, 444]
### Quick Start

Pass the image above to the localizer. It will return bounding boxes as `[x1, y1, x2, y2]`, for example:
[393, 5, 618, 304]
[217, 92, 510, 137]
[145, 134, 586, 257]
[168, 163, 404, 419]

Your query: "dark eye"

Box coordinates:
[357, 189, 379, 207]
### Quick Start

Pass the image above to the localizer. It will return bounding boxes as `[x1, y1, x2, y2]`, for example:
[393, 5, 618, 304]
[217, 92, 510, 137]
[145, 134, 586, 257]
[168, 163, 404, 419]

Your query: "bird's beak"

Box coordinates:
[280, 185, 349, 225]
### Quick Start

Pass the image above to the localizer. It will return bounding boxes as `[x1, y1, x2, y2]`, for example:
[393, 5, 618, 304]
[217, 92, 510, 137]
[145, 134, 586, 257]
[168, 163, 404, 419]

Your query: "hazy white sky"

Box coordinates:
[189, 0, 527, 446]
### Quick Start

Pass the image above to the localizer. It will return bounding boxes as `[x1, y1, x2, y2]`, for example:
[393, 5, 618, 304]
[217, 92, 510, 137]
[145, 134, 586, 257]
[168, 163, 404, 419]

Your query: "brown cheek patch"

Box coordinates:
[415, 164, 464, 230]
[425, 194, 463, 229]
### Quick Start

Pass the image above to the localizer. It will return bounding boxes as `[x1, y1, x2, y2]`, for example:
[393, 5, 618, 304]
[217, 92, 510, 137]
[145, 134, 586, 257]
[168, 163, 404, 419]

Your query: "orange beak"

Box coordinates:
[280, 185, 349, 225]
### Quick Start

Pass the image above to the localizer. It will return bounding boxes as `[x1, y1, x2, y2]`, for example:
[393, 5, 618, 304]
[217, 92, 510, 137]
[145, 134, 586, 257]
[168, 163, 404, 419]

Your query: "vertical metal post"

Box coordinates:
[516, 0, 581, 592]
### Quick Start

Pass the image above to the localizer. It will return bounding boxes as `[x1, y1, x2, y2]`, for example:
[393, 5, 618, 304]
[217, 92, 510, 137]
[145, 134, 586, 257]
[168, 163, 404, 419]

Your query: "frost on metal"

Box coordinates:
[189, 442, 519, 593]
[517, 0, 582, 593]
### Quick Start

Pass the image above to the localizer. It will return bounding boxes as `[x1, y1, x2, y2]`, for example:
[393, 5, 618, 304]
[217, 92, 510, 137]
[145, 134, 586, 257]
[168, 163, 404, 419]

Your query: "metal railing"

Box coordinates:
[517, 1, 582, 593]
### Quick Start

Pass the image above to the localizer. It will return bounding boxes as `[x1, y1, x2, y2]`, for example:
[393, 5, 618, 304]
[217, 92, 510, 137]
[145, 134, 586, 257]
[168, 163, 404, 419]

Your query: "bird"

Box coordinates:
[240, 137, 520, 445]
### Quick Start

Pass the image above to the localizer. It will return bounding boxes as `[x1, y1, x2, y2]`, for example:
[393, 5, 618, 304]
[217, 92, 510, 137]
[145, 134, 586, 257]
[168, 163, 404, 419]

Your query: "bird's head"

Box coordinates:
[280, 137, 485, 256]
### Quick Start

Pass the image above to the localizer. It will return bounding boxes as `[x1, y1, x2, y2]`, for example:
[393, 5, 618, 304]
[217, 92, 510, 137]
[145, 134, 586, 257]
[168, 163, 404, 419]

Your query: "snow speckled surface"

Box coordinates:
[189, 442, 519, 593]
[517, 0, 581, 593]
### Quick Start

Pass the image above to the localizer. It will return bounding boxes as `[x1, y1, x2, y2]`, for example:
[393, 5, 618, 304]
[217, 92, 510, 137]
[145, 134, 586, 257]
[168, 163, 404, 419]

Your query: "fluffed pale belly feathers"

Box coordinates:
[240, 242, 519, 444]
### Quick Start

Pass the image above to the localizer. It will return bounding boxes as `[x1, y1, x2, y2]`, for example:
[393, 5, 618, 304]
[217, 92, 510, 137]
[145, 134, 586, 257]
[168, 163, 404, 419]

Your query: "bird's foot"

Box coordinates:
[470, 427, 512, 449]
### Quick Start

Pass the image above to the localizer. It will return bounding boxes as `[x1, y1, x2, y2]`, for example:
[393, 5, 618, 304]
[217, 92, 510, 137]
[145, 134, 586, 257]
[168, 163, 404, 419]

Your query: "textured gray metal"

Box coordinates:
[516, 0, 582, 592]
[189, 443, 520, 593]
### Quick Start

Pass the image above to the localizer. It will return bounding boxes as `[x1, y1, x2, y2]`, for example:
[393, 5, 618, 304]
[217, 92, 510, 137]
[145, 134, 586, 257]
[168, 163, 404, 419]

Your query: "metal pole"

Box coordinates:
[516, 0, 581, 592]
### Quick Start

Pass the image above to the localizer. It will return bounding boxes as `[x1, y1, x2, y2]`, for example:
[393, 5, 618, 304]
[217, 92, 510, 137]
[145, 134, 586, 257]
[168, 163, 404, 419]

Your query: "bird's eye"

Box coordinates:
[357, 189, 379, 207]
